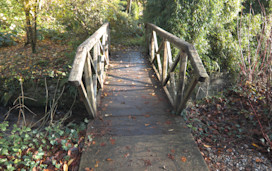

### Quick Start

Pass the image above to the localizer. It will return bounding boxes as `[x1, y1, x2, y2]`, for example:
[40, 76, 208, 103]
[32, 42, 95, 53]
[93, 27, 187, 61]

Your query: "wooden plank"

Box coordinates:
[84, 54, 97, 114]
[153, 31, 162, 77]
[101, 34, 107, 64]
[69, 23, 110, 86]
[166, 42, 176, 99]
[106, 26, 110, 63]
[150, 31, 155, 63]
[151, 63, 161, 82]
[79, 23, 109, 52]
[99, 55, 105, 87]
[146, 23, 208, 82]
[93, 43, 98, 99]
[78, 81, 95, 118]
[163, 86, 174, 107]
[104, 33, 109, 65]
[175, 52, 188, 111]
[88, 52, 102, 88]
[162, 40, 168, 82]
[162, 52, 180, 86]
[166, 41, 172, 65]
[146, 23, 190, 52]
[155, 40, 164, 55]
[145, 24, 150, 53]
[176, 76, 198, 114]
[97, 40, 103, 88]
[170, 72, 176, 101]
[69, 48, 87, 86]
[187, 46, 209, 82]
[99, 39, 105, 52]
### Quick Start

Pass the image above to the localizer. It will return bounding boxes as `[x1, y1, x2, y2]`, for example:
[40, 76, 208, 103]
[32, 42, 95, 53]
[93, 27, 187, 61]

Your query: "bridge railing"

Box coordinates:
[69, 23, 110, 118]
[145, 23, 209, 114]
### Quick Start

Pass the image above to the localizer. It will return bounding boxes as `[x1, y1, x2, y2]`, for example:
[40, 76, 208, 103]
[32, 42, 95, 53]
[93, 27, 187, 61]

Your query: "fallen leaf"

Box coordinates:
[95, 161, 99, 168]
[124, 153, 130, 158]
[165, 121, 172, 125]
[203, 144, 211, 148]
[255, 158, 262, 163]
[106, 158, 113, 161]
[143, 159, 151, 166]
[181, 156, 187, 162]
[68, 159, 74, 166]
[144, 114, 150, 118]
[63, 163, 68, 171]
[145, 124, 150, 126]
[105, 114, 112, 117]
[100, 142, 106, 147]
[171, 149, 175, 153]
[168, 129, 174, 131]
[226, 148, 232, 153]
[167, 153, 175, 160]
[85, 167, 94, 171]
[68, 147, 79, 158]
[110, 138, 115, 145]
[252, 143, 260, 148]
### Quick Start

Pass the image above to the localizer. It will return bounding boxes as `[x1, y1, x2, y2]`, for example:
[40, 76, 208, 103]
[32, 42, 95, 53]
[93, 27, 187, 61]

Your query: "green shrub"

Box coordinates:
[144, 0, 271, 74]
[0, 119, 88, 170]
[0, 32, 17, 47]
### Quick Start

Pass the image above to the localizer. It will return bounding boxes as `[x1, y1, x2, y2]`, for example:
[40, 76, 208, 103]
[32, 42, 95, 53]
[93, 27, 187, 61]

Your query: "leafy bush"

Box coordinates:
[107, 0, 144, 44]
[0, 32, 17, 47]
[144, 0, 271, 74]
[0, 119, 88, 170]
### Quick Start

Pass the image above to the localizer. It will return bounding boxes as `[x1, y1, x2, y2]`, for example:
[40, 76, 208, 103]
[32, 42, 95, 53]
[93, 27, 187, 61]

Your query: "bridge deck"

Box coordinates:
[79, 49, 209, 171]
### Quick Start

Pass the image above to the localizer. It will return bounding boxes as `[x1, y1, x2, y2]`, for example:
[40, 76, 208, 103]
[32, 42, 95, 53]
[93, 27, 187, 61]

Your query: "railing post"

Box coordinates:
[107, 24, 111, 58]
[84, 52, 97, 117]
[150, 31, 155, 63]
[175, 51, 188, 113]
[93, 42, 98, 100]
[162, 40, 168, 83]
[153, 31, 162, 78]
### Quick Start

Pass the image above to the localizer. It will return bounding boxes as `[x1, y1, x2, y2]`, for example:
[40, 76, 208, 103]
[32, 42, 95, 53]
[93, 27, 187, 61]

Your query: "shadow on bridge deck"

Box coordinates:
[79, 49, 209, 171]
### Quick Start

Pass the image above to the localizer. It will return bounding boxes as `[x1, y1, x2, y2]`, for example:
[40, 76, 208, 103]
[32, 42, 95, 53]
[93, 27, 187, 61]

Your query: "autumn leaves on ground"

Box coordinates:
[0, 40, 73, 79]
[186, 83, 272, 170]
[0, 39, 86, 171]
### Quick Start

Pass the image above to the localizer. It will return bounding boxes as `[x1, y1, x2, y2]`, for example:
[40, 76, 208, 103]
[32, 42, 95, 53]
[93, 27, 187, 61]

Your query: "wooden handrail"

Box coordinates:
[145, 23, 209, 114]
[146, 23, 208, 82]
[69, 23, 110, 118]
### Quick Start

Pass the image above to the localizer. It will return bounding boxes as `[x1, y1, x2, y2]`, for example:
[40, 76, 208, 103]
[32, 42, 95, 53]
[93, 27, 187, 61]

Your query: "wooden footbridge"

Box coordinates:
[69, 23, 209, 170]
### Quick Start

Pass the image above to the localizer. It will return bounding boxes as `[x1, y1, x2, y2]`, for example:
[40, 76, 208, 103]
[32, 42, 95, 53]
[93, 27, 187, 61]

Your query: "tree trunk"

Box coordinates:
[23, 0, 38, 53]
[24, 1, 32, 46]
[126, 0, 132, 13]
[32, 0, 38, 53]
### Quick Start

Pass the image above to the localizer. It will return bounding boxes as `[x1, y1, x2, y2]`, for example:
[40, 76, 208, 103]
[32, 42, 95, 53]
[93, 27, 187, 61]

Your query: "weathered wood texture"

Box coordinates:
[69, 23, 110, 118]
[145, 23, 209, 114]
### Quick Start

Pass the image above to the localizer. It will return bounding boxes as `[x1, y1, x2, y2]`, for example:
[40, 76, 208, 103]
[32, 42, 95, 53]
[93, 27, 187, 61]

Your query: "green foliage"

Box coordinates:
[107, 0, 144, 44]
[144, 0, 271, 74]
[0, 32, 17, 46]
[0, 120, 87, 170]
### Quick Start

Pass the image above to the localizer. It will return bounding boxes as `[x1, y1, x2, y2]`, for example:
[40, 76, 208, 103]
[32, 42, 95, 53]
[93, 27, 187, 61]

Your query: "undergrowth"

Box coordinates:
[0, 119, 89, 170]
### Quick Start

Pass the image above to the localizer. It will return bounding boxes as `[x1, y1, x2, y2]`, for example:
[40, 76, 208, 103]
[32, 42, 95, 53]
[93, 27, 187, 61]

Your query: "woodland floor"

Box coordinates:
[186, 85, 272, 170]
[0, 40, 73, 79]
